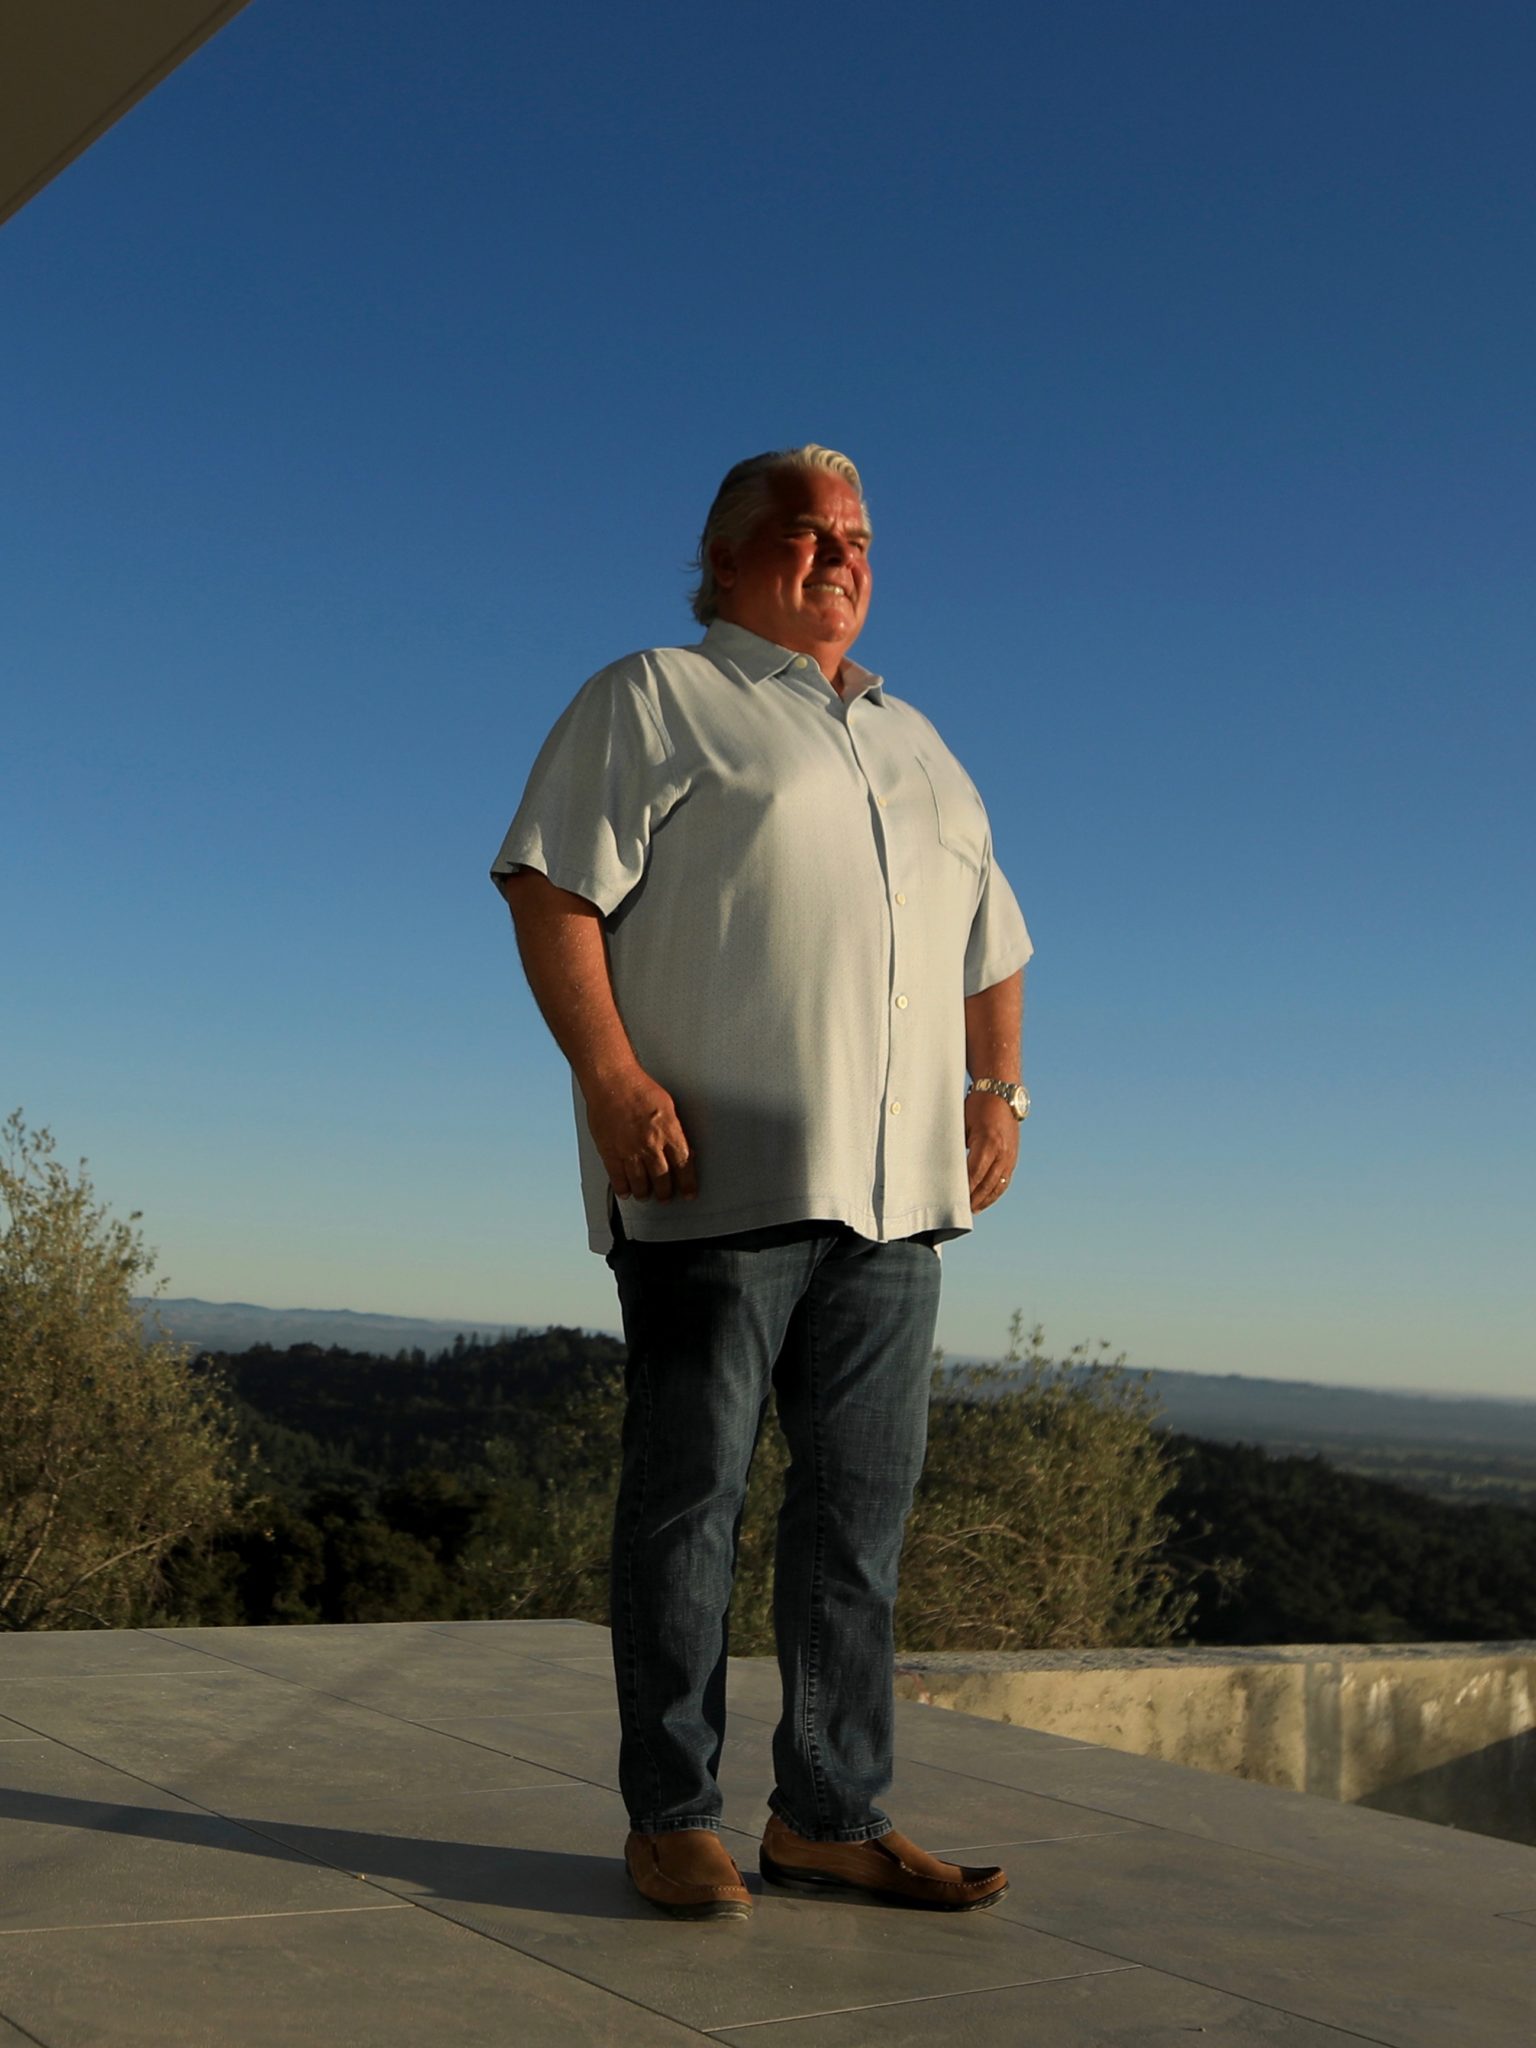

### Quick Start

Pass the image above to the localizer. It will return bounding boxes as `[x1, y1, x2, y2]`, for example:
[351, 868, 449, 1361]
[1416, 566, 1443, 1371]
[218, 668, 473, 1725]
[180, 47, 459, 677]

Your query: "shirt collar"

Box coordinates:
[701, 618, 885, 702]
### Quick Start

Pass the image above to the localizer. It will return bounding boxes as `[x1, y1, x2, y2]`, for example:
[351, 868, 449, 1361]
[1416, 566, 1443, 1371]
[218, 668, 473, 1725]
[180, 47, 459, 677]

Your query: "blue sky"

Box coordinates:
[3, 0, 1531, 1393]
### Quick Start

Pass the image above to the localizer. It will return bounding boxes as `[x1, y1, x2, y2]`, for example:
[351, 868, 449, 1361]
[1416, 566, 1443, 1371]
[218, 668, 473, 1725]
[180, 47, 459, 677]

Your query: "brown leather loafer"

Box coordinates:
[625, 1829, 752, 1920]
[758, 1814, 1008, 1911]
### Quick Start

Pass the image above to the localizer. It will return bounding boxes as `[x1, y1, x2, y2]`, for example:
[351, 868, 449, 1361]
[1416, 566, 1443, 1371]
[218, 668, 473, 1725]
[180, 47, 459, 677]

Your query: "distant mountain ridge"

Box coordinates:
[138, 1297, 1536, 1460]
[137, 1297, 531, 1357]
[1052, 1361, 1536, 1454]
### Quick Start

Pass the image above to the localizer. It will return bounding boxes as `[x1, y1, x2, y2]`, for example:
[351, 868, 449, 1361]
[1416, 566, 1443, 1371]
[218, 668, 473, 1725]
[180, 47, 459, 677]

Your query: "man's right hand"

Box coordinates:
[586, 1069, 699, 1203]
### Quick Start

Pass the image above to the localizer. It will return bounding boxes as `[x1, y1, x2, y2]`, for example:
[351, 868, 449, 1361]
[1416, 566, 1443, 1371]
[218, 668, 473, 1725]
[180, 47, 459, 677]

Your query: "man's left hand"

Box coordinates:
[965, 1089, 1020, 1214]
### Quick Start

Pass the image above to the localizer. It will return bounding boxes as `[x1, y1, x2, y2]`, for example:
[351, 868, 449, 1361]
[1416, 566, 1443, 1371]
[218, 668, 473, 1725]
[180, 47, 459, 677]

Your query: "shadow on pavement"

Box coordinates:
[0, 1786, 678, 1922]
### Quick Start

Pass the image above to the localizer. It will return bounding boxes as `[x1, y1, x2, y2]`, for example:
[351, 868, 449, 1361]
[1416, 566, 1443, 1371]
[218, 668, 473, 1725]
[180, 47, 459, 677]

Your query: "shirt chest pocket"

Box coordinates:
[916, 754, 988, 876]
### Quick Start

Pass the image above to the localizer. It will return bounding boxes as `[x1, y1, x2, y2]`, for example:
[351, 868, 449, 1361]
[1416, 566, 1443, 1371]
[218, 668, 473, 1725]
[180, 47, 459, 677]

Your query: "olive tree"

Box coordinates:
[0, 1113, 239, 1630]
[896, 1314, 1202, 1650]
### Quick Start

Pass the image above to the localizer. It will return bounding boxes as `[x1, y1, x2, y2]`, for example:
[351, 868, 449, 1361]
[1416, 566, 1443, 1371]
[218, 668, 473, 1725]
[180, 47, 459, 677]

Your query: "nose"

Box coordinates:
[816, 531, 853, 566]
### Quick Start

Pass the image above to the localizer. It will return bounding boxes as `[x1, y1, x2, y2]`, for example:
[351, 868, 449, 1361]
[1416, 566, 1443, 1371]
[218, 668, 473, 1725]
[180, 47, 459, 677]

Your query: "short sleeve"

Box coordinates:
[489, 665, 683, 918]
[964, 838, 1033, 996]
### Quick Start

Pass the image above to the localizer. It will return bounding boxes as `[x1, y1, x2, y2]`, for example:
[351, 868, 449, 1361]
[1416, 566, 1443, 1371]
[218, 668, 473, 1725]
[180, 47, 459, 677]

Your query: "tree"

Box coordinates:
[0, 1113, 240, 1629]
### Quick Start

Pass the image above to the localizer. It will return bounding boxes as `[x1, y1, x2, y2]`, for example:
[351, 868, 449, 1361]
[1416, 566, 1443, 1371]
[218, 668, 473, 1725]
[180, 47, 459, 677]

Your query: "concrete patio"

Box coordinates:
[0, 1620, 1532, 2045]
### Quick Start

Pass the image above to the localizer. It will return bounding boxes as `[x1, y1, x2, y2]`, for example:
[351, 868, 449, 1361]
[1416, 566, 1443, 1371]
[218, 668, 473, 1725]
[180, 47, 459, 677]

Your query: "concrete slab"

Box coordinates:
[418, 1619, 612, 1659]
[425, 1705, 656, 1788]
[0, 1628, 210, 1681]
[163, 1627, 615, 1720]
[0, 1664, 576, 1807]
[707, 1966, 1377, 2045]
[148, 1618, 489, 1674]
[0, 1737, 398, 1933]
[0, 1621, 1531, 2048]
[0, 1900, 708, 2046]
[987, 1828, 1536, 2047]
[249, 1774, 1124, 2033]
[427, 1697, 1143, 1852]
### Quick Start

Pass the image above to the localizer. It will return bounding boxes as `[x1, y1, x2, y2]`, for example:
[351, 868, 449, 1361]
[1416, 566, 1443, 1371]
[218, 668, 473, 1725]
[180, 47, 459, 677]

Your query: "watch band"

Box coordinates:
[970, 1077, 1030, 1121]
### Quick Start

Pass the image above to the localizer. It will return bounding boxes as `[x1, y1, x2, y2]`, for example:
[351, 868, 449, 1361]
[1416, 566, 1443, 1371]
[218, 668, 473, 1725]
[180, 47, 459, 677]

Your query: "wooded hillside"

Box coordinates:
[138, 1328, 1536, 1649]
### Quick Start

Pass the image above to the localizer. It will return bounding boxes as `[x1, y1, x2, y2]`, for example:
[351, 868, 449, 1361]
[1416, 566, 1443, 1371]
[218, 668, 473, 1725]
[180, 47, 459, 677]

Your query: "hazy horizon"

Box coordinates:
[139, 1294, 1536, 1406]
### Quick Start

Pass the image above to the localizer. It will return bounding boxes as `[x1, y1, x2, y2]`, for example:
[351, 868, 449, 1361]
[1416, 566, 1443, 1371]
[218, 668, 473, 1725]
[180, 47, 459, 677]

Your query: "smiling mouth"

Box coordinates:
[805, 581, 852, 601]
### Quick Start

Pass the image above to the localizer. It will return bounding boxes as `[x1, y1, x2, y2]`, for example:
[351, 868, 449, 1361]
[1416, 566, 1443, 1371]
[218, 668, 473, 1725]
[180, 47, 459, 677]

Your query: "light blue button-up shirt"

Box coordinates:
[492, 621, 1032, 1252]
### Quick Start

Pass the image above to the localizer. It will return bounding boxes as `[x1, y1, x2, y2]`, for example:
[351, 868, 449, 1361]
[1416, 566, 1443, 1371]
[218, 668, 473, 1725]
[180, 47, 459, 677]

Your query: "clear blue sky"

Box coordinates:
[3, 1, 1531, 1393]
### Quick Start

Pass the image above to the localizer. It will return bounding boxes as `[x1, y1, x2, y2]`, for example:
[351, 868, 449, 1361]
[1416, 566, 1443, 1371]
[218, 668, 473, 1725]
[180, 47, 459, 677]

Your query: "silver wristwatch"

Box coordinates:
[970, 1078, 1030, 1122]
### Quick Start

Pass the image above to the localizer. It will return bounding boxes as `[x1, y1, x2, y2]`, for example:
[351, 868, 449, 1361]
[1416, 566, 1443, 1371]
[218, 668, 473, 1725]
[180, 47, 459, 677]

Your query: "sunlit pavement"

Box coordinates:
[1, 1620, 1532, 2045]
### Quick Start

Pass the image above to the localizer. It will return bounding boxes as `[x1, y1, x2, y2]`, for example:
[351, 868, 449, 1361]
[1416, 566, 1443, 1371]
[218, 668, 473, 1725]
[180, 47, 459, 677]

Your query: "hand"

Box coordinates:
[585, 1068, 698, 1204]
[965, 1089, 1019, 1214]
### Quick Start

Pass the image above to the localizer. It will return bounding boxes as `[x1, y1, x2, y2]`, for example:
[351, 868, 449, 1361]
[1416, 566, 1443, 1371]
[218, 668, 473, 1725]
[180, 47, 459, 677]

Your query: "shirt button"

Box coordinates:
[895, 994, 909, 1009]
[889, 1101, 902, 1115]
[894, 891, 906, 906]
[876, 795, 888, 808]
[792, 656, 807, 668]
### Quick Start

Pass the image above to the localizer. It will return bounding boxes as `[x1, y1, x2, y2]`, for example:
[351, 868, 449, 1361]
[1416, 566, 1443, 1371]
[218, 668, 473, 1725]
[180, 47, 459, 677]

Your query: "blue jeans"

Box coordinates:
[606, 1217, 942, 1842]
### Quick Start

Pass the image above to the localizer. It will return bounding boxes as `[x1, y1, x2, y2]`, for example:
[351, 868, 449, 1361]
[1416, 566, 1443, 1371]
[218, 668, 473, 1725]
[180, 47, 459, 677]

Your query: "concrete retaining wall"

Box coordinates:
[892, 1642, 1536, 1844]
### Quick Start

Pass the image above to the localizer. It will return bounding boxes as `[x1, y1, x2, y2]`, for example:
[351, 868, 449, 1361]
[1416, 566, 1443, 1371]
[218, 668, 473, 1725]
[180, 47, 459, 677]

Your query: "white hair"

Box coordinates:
[689, 444, 870, 625]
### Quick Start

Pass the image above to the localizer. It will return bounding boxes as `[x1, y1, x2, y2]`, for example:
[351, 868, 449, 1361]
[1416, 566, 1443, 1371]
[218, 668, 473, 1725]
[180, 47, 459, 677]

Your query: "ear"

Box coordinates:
[708, 536, 737, 591]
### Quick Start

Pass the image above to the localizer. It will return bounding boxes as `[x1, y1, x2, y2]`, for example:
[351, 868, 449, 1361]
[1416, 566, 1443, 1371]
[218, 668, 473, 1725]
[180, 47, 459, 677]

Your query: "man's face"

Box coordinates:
[710, 468, 872, 673]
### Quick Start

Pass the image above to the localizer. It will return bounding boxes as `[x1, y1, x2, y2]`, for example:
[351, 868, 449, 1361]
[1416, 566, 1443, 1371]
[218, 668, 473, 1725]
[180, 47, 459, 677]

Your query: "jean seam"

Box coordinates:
[800, 1278, 830, 1831]
[621, 1335, 663, 1828]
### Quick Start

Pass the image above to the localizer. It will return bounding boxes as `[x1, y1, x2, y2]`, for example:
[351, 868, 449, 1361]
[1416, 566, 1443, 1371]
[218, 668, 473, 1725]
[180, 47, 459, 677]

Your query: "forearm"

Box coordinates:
[499, 868, 696, 1203]
[964, 967, 1024, 1082]
[497, 869, 641, 1097]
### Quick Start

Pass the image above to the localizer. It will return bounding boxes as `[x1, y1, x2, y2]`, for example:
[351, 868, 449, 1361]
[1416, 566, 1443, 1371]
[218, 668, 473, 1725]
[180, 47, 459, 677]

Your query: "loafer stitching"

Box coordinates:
[639, 1845, 747, 1899]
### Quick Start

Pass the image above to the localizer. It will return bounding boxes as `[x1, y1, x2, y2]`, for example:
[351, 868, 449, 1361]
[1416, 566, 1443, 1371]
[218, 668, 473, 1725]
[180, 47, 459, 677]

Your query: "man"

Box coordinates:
[492, 445, 1031, 1921]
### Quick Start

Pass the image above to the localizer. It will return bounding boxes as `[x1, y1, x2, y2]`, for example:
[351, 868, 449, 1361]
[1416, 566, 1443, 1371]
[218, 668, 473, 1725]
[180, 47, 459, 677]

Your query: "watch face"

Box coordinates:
[976, 1080, 1029, 1119]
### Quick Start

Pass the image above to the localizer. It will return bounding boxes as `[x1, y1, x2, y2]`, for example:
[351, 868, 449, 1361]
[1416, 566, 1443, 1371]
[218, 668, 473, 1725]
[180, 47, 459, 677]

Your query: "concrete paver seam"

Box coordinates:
[129, 1797, 722, 2042]
[423, 1622, 618, 1654]
[929, 1826, 1148, 1855]
[0, 1668, 202, 1685]
[0, 1706, 557, 1923]
[0, 1904, 412, 1939]
[0, 1708, 213, 1813]
[139, 1626, 605, 1695]
[982, 1897, 1435, 2040]
[141, 1634, 624, 1786]
[107, 1643, 629, 1797]
[397, 1892, 727, 2043]
[986, 1933, 1421, 2048]
[374, 1712, 630, 1800]
[695, 1964, 1143, 2032]
[0, 2000, 51, 2048]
